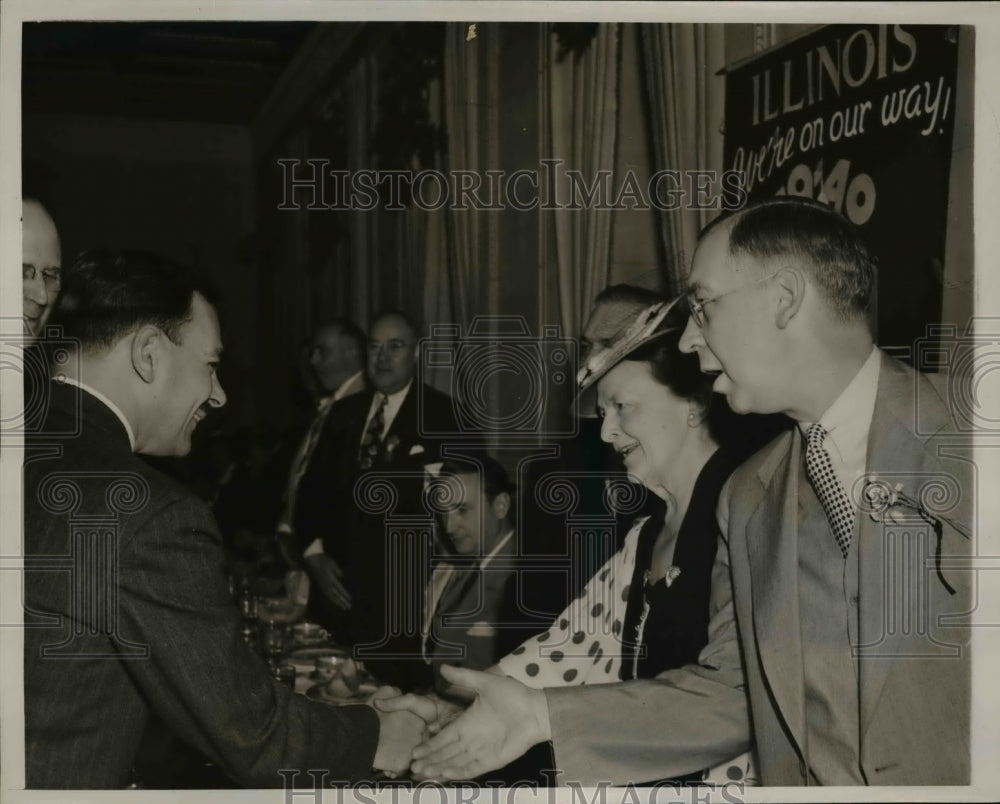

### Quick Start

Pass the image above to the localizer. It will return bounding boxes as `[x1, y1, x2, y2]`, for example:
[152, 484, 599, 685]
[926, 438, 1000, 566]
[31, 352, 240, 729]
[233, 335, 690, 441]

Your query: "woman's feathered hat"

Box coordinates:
[575, 294, 687, 413]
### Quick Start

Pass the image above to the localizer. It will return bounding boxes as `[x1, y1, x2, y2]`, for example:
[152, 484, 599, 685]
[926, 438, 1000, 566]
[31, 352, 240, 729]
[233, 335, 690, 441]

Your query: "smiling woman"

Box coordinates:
[458, 299, 758, 784]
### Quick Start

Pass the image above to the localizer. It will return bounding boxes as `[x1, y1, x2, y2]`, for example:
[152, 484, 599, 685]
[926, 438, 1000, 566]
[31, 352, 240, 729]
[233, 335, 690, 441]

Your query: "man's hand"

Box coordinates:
[302, 553, 352, 610]
[408, 664, 550, 781]
[372, 707, 427, 777]
[374, 690, 464, 734]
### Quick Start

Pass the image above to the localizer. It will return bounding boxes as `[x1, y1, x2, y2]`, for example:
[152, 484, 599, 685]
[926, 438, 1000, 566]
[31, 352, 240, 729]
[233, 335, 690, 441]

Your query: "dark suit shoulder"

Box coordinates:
[326, 389, 375, 428]
[415, 382, 457, 432]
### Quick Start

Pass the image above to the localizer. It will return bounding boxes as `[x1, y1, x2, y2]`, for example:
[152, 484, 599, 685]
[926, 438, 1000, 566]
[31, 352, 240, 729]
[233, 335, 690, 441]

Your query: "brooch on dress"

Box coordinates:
[643, 566, 682, 588]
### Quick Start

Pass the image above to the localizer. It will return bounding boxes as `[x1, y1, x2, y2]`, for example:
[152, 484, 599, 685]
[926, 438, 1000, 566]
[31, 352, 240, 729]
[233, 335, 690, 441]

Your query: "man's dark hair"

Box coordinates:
[438, 453, 514, 505]
[50, 249, 218, 351]
[701, 196, 876, 319]
[321, 317, 366, 358]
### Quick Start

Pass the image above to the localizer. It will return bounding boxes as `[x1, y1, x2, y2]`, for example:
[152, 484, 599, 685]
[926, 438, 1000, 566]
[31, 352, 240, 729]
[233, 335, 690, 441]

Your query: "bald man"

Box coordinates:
[22, 198, 62, 343]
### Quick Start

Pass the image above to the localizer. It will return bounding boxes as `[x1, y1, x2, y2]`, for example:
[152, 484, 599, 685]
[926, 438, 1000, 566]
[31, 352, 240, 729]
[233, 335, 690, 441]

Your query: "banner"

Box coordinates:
[723, 24, 961, 356]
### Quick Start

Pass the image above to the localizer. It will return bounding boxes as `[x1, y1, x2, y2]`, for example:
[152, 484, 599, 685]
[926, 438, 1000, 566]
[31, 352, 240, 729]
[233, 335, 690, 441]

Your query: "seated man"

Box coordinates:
[361, 454, 526, 693]
[422, 456, 530, 690]
[22, 249, 423, 789]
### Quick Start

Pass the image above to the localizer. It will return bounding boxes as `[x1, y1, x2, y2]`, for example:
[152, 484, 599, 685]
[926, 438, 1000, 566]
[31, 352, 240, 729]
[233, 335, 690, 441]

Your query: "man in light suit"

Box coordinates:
[400, 198, 972, 786]
[294, 310, 458, 683]
[23, 250, 424, 788]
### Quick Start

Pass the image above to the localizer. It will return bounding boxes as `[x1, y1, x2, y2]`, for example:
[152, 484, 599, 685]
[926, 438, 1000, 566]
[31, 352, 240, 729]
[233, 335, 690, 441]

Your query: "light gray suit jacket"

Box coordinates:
[546, 353, 972, 786]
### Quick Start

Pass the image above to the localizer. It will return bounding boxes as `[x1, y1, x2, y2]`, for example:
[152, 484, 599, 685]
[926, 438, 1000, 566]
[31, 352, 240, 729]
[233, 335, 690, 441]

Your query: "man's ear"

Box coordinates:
[130, 325, 163, 384]
[492, 491, 511, 521]
[774, 266, 806, 329]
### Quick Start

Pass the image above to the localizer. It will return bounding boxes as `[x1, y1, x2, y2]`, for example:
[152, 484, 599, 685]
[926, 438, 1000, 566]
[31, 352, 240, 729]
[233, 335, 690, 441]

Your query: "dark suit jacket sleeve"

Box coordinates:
[114, 494, 379, 787]
[544, 490, 750, 785]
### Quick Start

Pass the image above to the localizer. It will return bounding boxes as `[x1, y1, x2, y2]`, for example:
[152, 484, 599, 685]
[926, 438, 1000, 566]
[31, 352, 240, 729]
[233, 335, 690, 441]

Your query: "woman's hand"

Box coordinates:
[408, 665, 549, 781]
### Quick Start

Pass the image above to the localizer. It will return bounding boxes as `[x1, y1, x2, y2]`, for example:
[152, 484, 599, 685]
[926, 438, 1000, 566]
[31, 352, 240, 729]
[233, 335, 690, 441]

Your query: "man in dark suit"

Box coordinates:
[422, 456, 530, 683]
[22, 250, 424, 789]
[293, 310, 458, 674]
[402, 198, 972, 787]
[276, 319, 368, 615]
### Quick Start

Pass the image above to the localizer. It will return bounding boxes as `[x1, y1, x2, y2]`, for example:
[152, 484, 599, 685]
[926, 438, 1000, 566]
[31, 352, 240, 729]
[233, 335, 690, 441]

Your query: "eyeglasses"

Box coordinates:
[685, 269, 780, 328]
[23, 264, 61, 287]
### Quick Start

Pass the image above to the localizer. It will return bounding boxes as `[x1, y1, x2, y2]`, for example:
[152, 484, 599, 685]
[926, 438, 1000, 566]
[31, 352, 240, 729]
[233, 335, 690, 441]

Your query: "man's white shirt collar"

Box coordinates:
[332, 371, 363, 402]
[365, 379, 413, 439]
[798, 345, 881, 495]
[56, 376, 137, 451]
[480, 529, 515, 569]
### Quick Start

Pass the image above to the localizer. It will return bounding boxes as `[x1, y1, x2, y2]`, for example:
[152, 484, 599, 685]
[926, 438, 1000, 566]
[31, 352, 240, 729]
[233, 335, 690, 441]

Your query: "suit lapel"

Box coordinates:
[857, 355, 931, 734]
[341, 390, 375, 470]
[437, 564, 477, 616]
[746, 431, 808, 758]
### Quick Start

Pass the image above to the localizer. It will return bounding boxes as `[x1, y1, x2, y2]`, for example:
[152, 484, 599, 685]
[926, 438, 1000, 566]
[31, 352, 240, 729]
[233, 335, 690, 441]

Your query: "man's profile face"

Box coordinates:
[367, 314, 418, 395]
[22, 200, 61, 342]
[148, 293, 227, 456]
[678, 226, 782, 415]
[441, 472, 504, 556]
[309, 326, 353, 394]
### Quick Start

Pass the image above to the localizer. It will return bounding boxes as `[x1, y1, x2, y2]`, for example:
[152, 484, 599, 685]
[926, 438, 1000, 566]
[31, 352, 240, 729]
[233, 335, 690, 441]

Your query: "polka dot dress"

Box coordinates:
[498, 517, 648, 687]
[497, 485, 759, 784]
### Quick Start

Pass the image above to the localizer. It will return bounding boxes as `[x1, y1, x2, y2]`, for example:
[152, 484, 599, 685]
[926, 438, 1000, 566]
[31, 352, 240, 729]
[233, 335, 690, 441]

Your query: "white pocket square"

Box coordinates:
[409, 444, 425, 456]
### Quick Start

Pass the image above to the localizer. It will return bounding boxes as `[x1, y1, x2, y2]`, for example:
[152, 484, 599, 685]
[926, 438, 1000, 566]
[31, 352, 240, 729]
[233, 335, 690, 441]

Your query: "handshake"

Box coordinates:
[368, 664, 551, 780]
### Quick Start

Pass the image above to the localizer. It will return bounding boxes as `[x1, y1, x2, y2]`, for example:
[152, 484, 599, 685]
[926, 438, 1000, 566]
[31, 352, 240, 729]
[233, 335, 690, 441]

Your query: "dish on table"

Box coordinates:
[290, 622, 329, 643]
[286, 646, 347, 673]
[305, 678, 380, 705]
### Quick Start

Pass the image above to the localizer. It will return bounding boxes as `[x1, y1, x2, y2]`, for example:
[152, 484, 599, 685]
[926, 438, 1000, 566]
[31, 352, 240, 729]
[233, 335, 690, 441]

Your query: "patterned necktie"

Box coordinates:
[359, 393, 388, 470]
[804, 423, 855, 559]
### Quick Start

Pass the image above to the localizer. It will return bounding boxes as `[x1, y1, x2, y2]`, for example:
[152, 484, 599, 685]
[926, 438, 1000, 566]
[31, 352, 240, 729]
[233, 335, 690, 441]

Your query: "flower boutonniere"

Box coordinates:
[861, 475, 971, 595]
[383, 434, 401, 463]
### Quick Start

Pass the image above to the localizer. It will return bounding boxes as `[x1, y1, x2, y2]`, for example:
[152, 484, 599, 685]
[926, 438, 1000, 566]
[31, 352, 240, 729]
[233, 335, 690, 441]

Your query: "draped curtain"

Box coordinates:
[344, 54, 377, 322]
[438, 23, 500, 330]
[639, 23, 726, 294]
[545, 23, 622, 339]
[342, 50, 437, 330]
